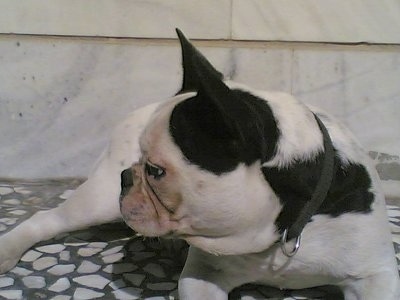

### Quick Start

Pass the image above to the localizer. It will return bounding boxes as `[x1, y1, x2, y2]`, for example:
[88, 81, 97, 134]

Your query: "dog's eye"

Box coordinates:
[145, 161, 166, 180]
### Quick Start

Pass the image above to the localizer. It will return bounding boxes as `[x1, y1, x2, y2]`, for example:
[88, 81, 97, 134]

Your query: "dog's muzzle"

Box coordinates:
[120, 168, 134, 198]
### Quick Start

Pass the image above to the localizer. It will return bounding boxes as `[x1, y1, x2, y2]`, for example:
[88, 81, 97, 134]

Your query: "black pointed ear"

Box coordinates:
[175, 28, 223, 93]
[190, 54, 246, 145]
[171, 30, 279, 174]
[176, 28, 245, 142]
[170, 38, 257, 174]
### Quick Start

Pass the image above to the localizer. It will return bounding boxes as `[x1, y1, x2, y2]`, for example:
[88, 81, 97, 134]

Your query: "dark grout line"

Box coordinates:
[1, 33, 400, 52]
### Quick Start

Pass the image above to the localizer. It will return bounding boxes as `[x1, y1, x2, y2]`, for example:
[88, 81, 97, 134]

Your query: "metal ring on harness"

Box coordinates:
[280, 228, 301, 257]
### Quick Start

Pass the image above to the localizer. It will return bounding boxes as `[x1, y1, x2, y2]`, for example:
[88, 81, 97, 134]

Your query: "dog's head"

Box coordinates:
[120, 30, 293, 255]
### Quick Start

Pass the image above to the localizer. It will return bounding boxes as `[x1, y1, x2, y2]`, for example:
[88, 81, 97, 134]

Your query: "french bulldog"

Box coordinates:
[0, 29, 398, 300]
[119, 30, 400, 299]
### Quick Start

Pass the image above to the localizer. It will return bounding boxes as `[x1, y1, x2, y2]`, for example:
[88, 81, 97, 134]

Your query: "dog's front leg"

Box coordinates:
[0, 150, 122, 273]
[179, 277, 228, 300]
[179, 247, 246, 300]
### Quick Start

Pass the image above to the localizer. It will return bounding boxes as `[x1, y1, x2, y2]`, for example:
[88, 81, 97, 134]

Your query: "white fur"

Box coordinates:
[226, 81, 323, 168]
[0, 85, 399, 300]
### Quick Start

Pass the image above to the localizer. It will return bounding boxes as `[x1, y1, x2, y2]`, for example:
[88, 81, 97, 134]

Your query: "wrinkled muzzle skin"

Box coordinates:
[120, 163, 180, 238]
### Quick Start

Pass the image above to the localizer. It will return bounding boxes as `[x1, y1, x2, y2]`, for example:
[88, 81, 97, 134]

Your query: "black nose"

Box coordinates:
[121, 168, 134, 194]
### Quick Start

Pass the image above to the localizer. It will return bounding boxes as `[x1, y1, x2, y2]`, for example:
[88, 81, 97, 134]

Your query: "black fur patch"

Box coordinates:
[170, 90, 280, 175]
[262, 153, 375, 233]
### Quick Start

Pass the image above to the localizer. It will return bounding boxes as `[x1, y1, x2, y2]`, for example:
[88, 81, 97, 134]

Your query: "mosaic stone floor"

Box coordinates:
[0, 179, 399, 300]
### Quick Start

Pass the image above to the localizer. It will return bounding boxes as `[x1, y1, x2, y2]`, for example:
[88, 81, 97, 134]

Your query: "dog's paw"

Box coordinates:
[0, 240, 23, 274]
[0, 250, 20, 274]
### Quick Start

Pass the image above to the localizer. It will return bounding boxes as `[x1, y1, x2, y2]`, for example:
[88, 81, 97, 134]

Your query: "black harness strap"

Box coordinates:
[285, 114, 336, 241]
